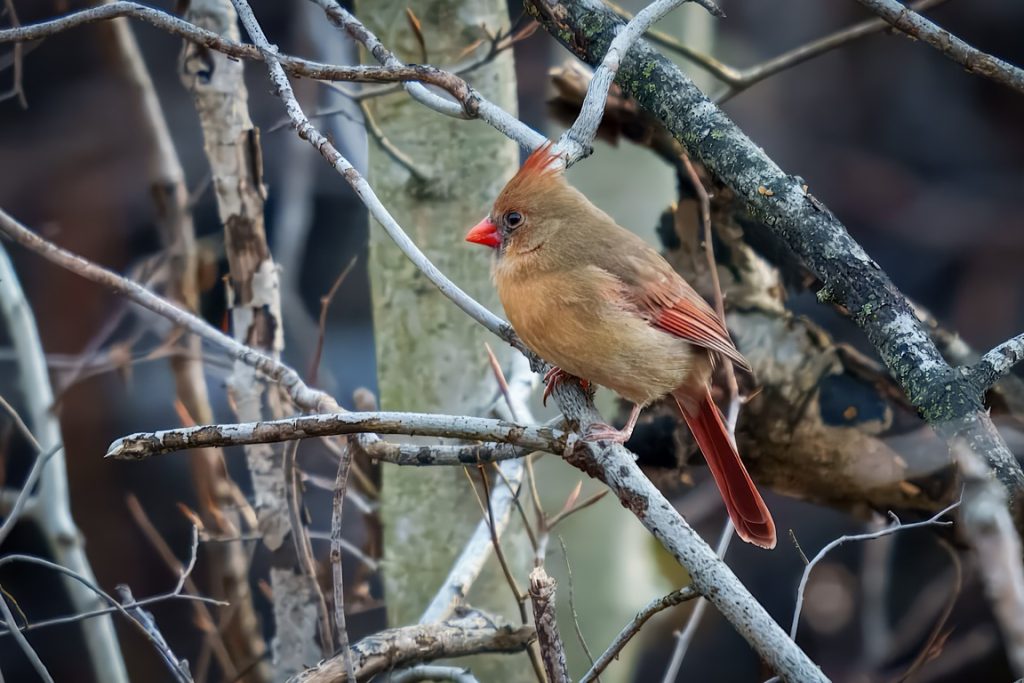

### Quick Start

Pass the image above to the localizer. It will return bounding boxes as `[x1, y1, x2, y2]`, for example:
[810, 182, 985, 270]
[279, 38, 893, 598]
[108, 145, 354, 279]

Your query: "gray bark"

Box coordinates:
[358, 1, 530, 680]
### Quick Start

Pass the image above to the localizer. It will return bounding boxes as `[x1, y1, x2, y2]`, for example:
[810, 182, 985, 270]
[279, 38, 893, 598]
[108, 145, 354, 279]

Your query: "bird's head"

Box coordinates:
[465, 141, 574, 258]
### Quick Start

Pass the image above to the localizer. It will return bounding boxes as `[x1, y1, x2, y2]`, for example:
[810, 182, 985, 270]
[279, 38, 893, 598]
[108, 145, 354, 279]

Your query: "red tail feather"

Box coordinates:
[675, 389, 776, 549]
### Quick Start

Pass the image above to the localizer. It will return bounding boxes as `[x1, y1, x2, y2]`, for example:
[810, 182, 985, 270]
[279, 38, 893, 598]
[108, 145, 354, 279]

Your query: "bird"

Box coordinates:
[465, 141, 776, 549]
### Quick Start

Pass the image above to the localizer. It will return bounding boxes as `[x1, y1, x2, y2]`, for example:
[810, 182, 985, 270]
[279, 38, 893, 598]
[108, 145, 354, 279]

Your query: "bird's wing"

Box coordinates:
[601, 242, 751, 371]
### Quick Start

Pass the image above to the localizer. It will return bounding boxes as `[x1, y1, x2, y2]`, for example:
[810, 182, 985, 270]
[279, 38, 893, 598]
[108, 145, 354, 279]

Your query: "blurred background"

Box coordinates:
[0, 0, 1022, 681]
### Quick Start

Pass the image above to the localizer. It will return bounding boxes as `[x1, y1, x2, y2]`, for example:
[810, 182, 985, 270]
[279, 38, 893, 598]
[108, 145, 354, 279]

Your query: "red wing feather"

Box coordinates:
[647, 293, 750, 371]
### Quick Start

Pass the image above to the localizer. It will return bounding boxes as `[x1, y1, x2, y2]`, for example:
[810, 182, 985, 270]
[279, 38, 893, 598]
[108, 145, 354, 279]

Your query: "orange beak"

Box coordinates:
[465, 217, 501, 249]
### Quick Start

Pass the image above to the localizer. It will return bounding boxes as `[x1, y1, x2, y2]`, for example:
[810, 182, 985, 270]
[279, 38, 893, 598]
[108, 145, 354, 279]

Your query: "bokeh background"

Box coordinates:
[1, 0, 1022, 681]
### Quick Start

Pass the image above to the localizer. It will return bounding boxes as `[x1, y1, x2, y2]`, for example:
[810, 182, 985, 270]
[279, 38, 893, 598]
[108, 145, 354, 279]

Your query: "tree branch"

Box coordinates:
[581, 585, 698, 683]
[559, 0, 721, 162]
[789, 499, 959, 640]
[968, 332, 1024, 391]
[852, 0, 1024, 94]
[287, 609, 536, 683]
[528, 568, 570, 683]
[0, 241, 129, 682]
[106, 411, 571, 460]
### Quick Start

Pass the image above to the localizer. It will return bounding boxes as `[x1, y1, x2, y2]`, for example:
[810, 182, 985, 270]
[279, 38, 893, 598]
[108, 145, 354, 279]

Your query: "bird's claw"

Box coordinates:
[583, 422, 629, 444]
[542, 367, 590, 406]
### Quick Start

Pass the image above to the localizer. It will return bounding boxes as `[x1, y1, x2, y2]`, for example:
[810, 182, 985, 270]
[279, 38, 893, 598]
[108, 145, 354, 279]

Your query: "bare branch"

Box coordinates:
[116, 586, 193, 683]
[421, 353, 538, 624]
[329, 437, 357, 682]
[716, 0, 949, 100]
[528, 568, 570, 683]
[108, 2, 268, 673]
[362, 440, 525, 466]
[661, 519, 734, 682]
[0, 582, 54, 683]
[316, 0, 546, 150]
[385, 665, 479, 683]
[789, 499, 960, 640]
[956, 447, 1024, 676]
[0, 445, 60, 545]
[581, 585, 698, 683]
[287, 609, 536, 683]
[853, 0, 1024, 94]
[106, 411, 570, 460]
[620, 0, 948, 100]
[125, 495, 237, 677]
[0, 240, 129, 682]
[0, 2, 478, 98]
[0, 0, 28, 108]
[0, 207, 339, 414]
[968, 332, 1024, 391]
[560, 0, 721, 163]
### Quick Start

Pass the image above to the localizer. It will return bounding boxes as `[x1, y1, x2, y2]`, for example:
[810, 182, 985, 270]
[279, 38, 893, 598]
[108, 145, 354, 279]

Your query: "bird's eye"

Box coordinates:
[505, 211, 523, 230]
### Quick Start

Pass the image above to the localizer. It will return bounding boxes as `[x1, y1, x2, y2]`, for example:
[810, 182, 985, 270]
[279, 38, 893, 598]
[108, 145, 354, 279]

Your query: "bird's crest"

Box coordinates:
[519, 140, 562, 180]
[496, 141, 564, 212]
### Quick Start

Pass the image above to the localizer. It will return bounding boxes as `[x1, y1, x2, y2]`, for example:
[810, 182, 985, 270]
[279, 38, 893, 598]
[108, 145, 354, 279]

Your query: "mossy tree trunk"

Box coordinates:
[359, 2, 531, 680]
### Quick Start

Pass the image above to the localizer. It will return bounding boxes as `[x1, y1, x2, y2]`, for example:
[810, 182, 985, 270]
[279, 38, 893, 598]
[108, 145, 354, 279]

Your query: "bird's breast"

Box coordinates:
[496, 265, 694, 405]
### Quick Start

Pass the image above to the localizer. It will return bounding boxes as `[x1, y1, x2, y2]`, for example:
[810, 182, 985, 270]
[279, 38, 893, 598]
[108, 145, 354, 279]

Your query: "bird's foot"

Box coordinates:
[584, 422, 631, 443]
[583, 404, 642, 444]
[542, 366, 591, 406]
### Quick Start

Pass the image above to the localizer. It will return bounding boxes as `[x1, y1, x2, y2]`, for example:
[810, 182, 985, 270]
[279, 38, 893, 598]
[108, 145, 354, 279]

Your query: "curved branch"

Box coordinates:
[853, 0, 1024, 94]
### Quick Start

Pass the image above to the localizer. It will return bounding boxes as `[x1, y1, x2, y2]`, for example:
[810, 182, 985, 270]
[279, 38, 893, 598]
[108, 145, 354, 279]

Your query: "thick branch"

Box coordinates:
[362, 440, 525, 467]
[969, 332, 1024, 391]
[288, 609, 536, 683]
[853, 0, 1024, 94]
[527, 0, 1024, 514]
[106, 412, 570, 460]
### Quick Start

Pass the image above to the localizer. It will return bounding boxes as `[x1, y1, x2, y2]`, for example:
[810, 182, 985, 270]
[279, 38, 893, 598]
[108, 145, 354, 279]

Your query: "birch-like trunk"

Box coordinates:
[359, 1, 529, 678]
[181, 1, 322, 678]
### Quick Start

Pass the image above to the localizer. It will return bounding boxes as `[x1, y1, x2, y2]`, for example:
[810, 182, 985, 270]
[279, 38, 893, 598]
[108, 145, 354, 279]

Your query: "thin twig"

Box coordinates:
[558, 536, 596, 669]
[894, 538, 962, 683]
[116, 585, 193, 683]
[0, 207, 341, 415]
[615, 0, 949, 101]
[358, 98, 431, 181]
[283, 440, 333, 656]
[0, 445, 60, 545]
[124, 495, 237, 678]
[0, 240, 129, 682]
[560, 0, 722, 163]
[0, 582, 54, 683]
[330, 438, 357, 680]
[790, 498, 961, 640]
[309, 256, 358, 384]
[0, 394, 40, 452]
[581, 585, 698, 683]
[853, 0, 1024, 94]
[0, 0, 27, 108]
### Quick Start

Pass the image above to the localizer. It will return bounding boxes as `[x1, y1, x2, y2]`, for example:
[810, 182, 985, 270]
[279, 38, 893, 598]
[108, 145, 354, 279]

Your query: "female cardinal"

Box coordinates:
[465, 142, 776, 548]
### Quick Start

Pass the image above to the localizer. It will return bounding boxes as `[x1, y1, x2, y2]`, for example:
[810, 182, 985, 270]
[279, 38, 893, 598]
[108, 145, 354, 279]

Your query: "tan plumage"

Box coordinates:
[466, 142, 775, 549]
